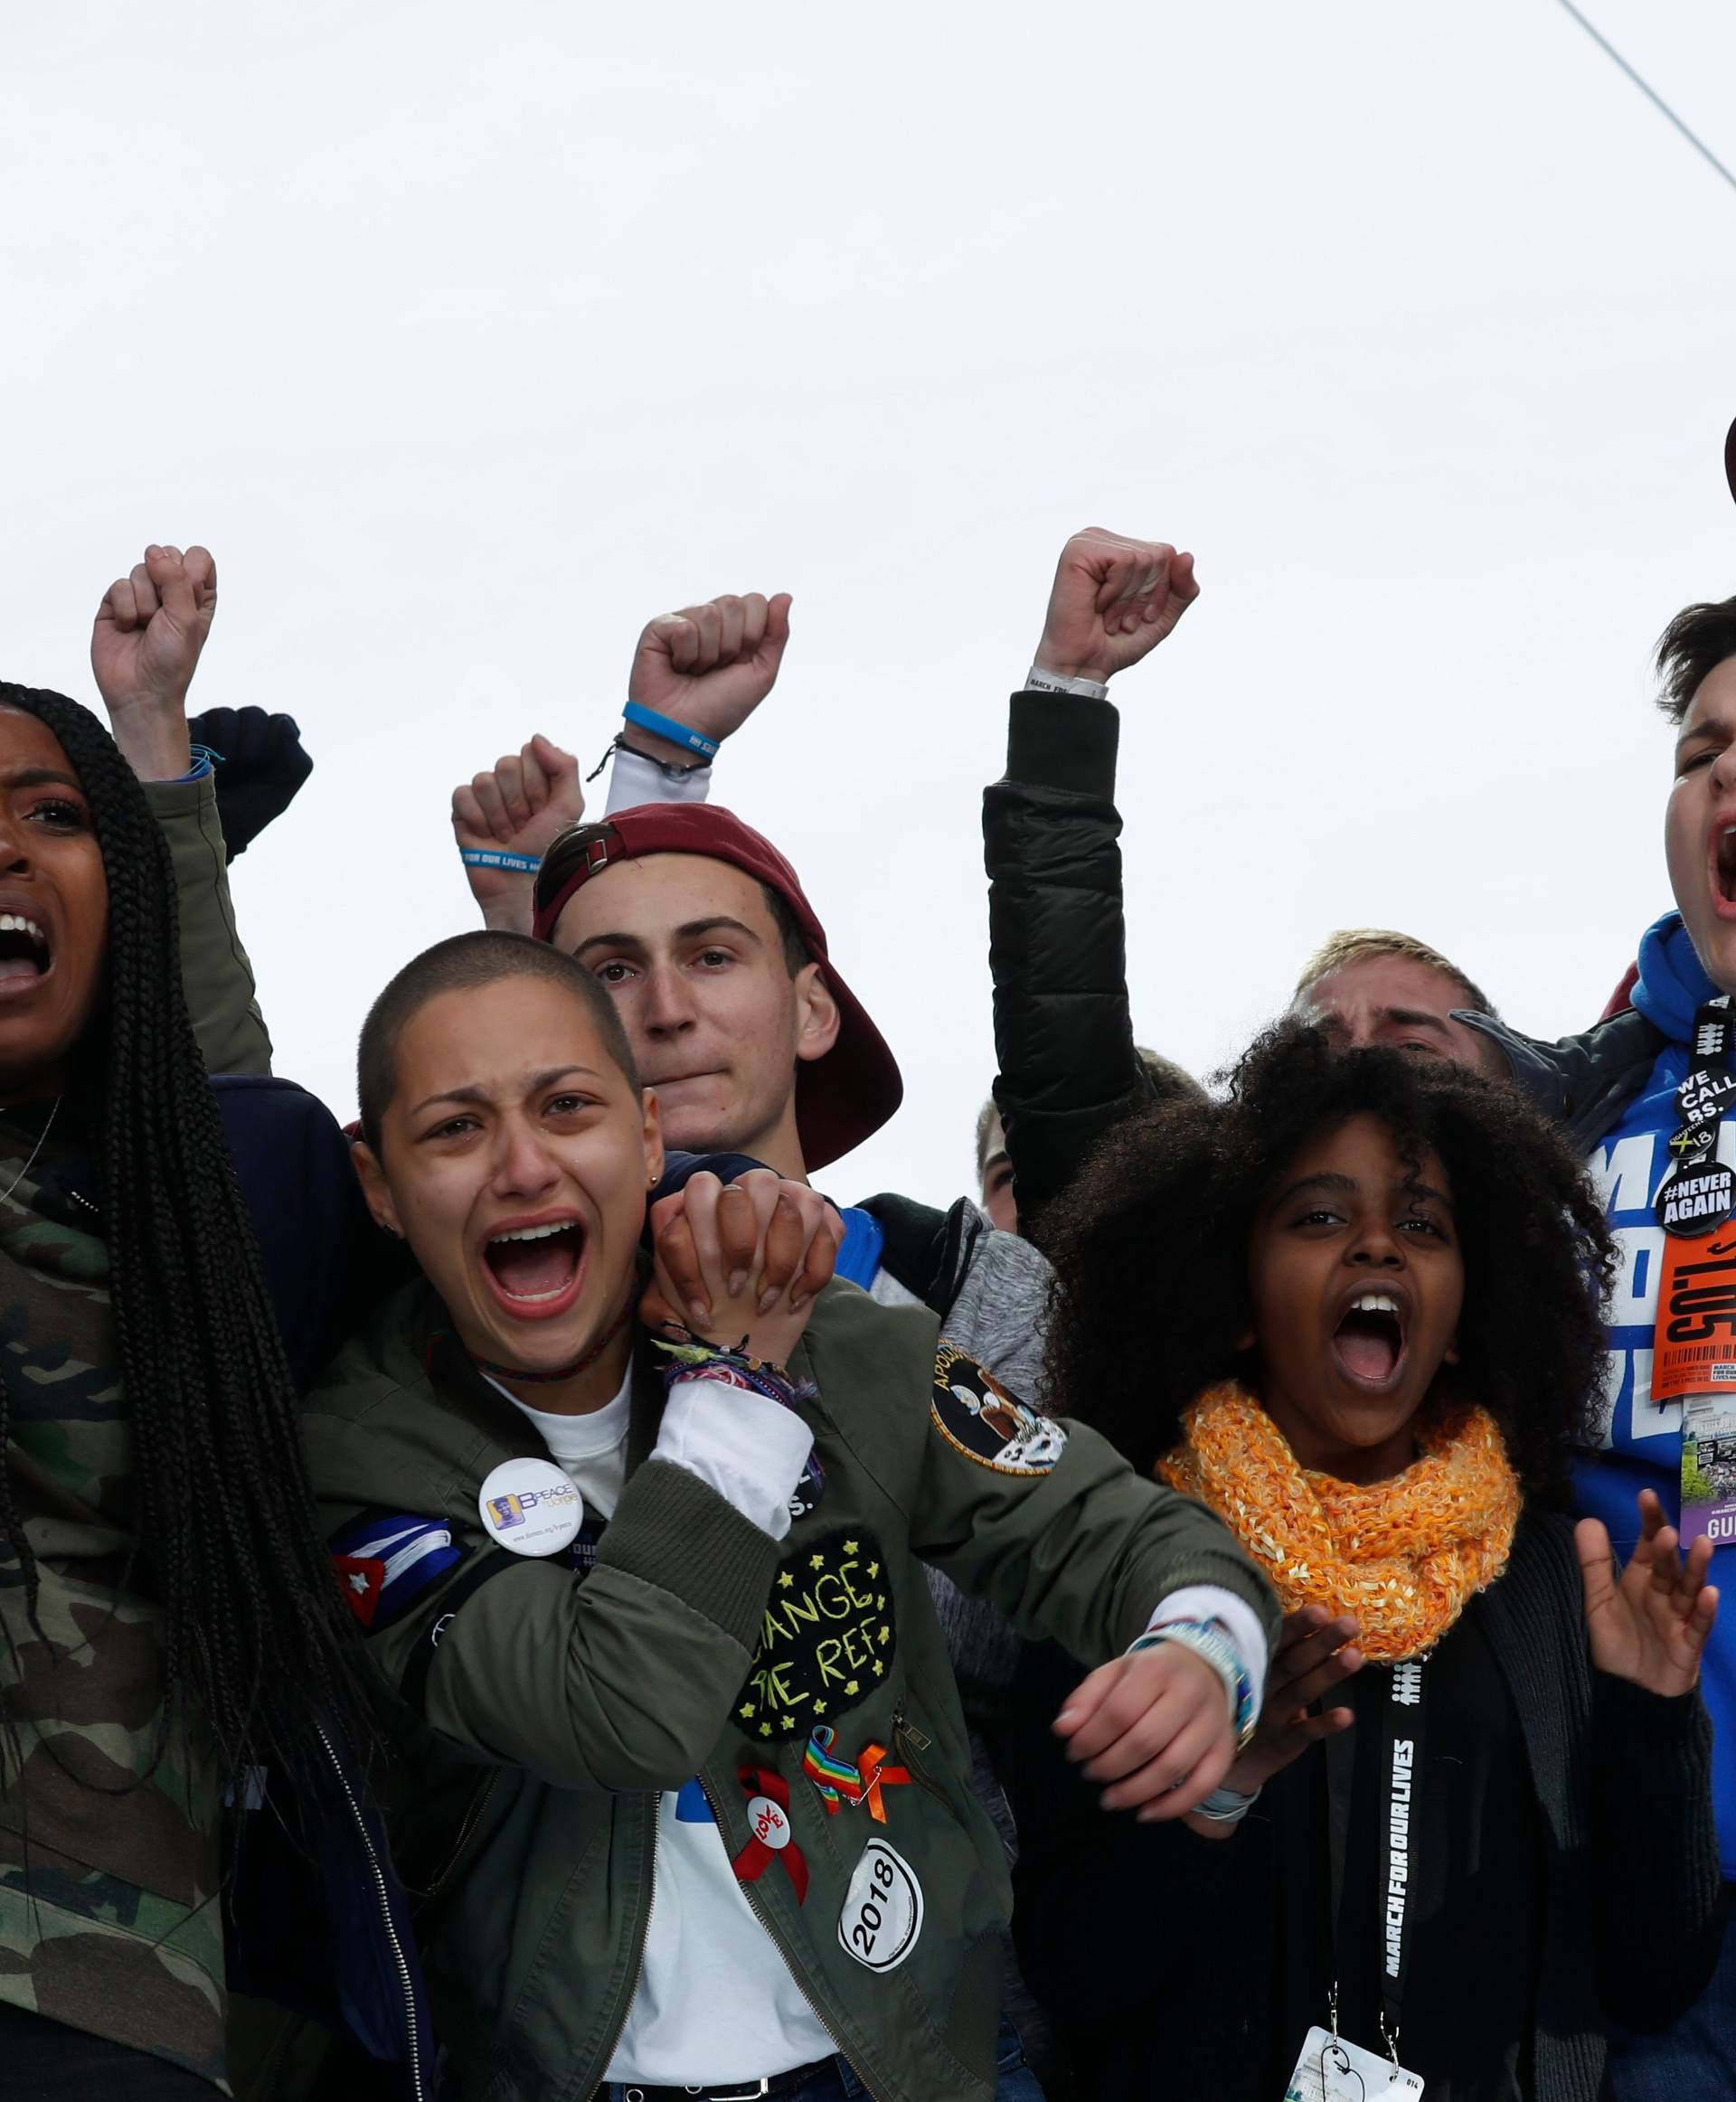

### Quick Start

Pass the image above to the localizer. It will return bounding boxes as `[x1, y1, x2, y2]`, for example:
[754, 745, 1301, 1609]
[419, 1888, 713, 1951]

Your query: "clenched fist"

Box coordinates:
[1033, 529, 1199, 688]
[452, 735, 585, 935]
[91, 543, 220, 779]
[624, 591, 792, 766]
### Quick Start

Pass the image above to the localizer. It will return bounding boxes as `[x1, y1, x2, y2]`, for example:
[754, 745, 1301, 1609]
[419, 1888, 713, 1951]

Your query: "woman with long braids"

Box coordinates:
[0, 681, 373, 2097]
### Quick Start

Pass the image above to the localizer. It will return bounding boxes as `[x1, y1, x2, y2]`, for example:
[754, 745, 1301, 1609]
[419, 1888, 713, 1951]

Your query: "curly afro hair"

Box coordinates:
[1040, 1022, 1614, 1505]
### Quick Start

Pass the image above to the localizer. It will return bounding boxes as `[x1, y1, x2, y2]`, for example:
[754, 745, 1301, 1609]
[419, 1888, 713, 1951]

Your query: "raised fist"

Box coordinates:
[1032, 529, 1199, 687]
[452, 734, 585, 935]
[624, 591, 792, 766]
[91, 543, 219, 778]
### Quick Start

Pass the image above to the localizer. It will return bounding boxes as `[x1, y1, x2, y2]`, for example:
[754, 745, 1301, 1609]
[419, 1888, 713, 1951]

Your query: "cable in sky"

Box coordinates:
[1553, 0, 1736, 201]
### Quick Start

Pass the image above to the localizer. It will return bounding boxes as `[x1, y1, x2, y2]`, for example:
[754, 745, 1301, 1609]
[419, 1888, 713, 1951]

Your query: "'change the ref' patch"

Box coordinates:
[733, 1528, 893, 1741]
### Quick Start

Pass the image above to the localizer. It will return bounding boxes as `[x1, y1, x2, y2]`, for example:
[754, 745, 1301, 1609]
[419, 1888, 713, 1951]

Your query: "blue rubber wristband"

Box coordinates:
[622, 701, 720, 761]
[460, 848, 542, 873]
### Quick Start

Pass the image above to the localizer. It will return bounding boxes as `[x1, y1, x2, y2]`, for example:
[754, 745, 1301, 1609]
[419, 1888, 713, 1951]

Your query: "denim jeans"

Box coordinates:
[602, 2016, 1045, 2101]
[1608, 1887, 1736, 2102]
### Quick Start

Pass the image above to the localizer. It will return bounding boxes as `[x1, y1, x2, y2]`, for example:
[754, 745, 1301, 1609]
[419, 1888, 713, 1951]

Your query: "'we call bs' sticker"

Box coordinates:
[733, 1528, 895, 1742]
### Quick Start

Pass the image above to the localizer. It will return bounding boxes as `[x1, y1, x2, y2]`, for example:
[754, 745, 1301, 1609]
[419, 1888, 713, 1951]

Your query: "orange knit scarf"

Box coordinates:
[1159, 1384, 1521, 1662]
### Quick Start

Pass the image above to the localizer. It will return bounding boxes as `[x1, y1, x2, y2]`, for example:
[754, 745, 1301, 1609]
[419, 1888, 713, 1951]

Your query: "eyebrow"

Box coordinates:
[569, 914, 765, 963]
[3, 768, 84, 793]
[1379, 1008, 1450, 1035]
[409, 1064, 606, 1117]
[1271, 1171, 1358, 1207]
[1270, 1169, 1456, 1211]
[1676, 719, 1726, 755]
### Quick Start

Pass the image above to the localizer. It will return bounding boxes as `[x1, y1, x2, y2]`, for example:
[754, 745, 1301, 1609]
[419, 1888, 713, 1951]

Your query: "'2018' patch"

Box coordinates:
[930, 1343, 1067, 1475]
[733, 1527, 894, 1743]
[838, 1837, 923, 1972]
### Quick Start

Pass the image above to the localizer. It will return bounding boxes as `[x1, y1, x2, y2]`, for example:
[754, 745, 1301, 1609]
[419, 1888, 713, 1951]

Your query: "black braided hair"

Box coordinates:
[0, 683, 369, 1787]
[1040, 1021, 1615, 1505]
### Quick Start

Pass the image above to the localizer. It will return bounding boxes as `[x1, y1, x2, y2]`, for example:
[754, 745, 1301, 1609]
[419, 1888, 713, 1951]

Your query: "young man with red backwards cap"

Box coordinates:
[454, 590, 1056, 1403]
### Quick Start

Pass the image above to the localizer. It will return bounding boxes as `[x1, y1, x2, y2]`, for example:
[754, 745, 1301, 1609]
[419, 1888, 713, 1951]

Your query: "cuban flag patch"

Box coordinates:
[330, 1512, 466, 1630]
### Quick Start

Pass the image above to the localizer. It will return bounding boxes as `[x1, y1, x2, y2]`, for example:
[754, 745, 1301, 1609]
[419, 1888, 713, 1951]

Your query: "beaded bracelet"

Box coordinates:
[1129, 1617, 1259, 1749]
[650, 1334, 816, 1414]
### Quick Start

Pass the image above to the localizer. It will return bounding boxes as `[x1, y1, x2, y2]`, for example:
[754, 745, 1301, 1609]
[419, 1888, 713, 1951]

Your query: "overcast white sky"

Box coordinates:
[5, 1, 1736, 1208]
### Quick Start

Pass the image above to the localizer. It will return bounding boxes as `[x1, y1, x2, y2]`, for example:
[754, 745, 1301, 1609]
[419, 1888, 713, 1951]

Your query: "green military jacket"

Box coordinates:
[305, 1274, 1276, 2102]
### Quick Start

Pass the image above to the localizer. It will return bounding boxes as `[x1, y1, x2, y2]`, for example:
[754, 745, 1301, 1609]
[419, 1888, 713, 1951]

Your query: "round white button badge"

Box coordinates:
[745, 1796, 790, 1851]
[477, 1458, 583, 1556]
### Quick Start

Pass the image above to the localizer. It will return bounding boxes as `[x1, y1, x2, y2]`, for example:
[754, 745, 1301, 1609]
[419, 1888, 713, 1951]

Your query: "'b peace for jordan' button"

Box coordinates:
[477, 1457, 583, 1556]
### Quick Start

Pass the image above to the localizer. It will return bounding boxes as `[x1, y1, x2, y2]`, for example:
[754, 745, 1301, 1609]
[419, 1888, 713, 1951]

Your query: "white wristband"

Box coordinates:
[1025, 663, 1109, 701]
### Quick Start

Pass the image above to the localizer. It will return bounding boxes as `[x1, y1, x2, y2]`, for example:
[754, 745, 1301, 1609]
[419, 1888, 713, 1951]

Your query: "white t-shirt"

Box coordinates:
[497, 1370, 835, 2083]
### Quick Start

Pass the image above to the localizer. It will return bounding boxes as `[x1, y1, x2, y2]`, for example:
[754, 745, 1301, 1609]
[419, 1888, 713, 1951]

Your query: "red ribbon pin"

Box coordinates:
[733, 1769, 810, 1904]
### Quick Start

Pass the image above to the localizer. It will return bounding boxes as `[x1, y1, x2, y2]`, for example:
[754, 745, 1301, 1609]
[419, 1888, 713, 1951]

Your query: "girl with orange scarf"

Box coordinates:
[1008, 1025, 1722, 2102]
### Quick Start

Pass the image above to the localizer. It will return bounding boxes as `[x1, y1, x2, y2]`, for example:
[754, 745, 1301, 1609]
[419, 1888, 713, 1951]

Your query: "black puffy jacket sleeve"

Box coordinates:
[982, 690, 1159, 1249]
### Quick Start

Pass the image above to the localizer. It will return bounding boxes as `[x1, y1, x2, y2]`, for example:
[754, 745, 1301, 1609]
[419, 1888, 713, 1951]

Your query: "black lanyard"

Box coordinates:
[1324, 1654, 1429, 2059]
[1656, 995, 1736, 1235]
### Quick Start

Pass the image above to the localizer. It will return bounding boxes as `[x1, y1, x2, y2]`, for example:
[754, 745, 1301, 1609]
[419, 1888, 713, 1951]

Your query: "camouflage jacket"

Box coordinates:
[0, 1108, 227, 2089]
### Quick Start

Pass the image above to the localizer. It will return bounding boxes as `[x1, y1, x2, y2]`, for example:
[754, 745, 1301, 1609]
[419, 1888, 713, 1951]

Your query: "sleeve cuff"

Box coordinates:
[1144, 1584, 1269, 1716]
[605, 745, 714, 815]
[141, 769, 219, 820]
[997, 689, 1121, 800]
[652, 1372, 813, 1540]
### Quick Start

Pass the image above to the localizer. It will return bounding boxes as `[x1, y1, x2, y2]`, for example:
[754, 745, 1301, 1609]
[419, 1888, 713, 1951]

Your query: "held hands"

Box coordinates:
[642, 1168, 842, 1369]
[1033, 528, 1199, 687]
[625, 592, 793, 765]
[452, 736, 585, 934]
[1577, 1489, 1719, 1699]
[91, 543, 219, 779]
[1053, 1643, 1237, 1822]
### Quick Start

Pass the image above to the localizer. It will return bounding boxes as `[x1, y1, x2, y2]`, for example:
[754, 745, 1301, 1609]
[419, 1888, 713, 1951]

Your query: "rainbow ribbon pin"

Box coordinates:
[801, 1725, 910, 1824]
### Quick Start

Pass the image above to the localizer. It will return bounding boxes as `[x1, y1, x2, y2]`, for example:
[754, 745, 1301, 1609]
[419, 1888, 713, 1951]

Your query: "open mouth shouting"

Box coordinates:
[0, 910, 52, 998]
[1711, 817, 1736, 920]
[1330, 1287, 1410, 1395]
[480, 1211, 590, 1322]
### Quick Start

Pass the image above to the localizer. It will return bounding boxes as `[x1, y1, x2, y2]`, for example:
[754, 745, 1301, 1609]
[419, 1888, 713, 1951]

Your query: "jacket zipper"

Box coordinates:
[693, 1771, 894, 2102]
[581, 1796, 659, 2102]
[416, 1769, 503, 1901]
[313, 1723, 427, 2102]
[891, 1707, 967, 1831]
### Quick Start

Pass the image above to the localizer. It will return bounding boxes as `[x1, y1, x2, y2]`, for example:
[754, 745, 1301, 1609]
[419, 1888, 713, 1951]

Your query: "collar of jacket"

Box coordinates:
[1452, 1004, 1667, 1154]
[854, 1192, 981, 1315]
[1629, 908, 1720, 1039]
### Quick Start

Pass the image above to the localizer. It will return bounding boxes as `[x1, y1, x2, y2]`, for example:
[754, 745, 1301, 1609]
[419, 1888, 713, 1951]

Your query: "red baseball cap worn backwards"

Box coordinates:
[533, 803, 903, 1173]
